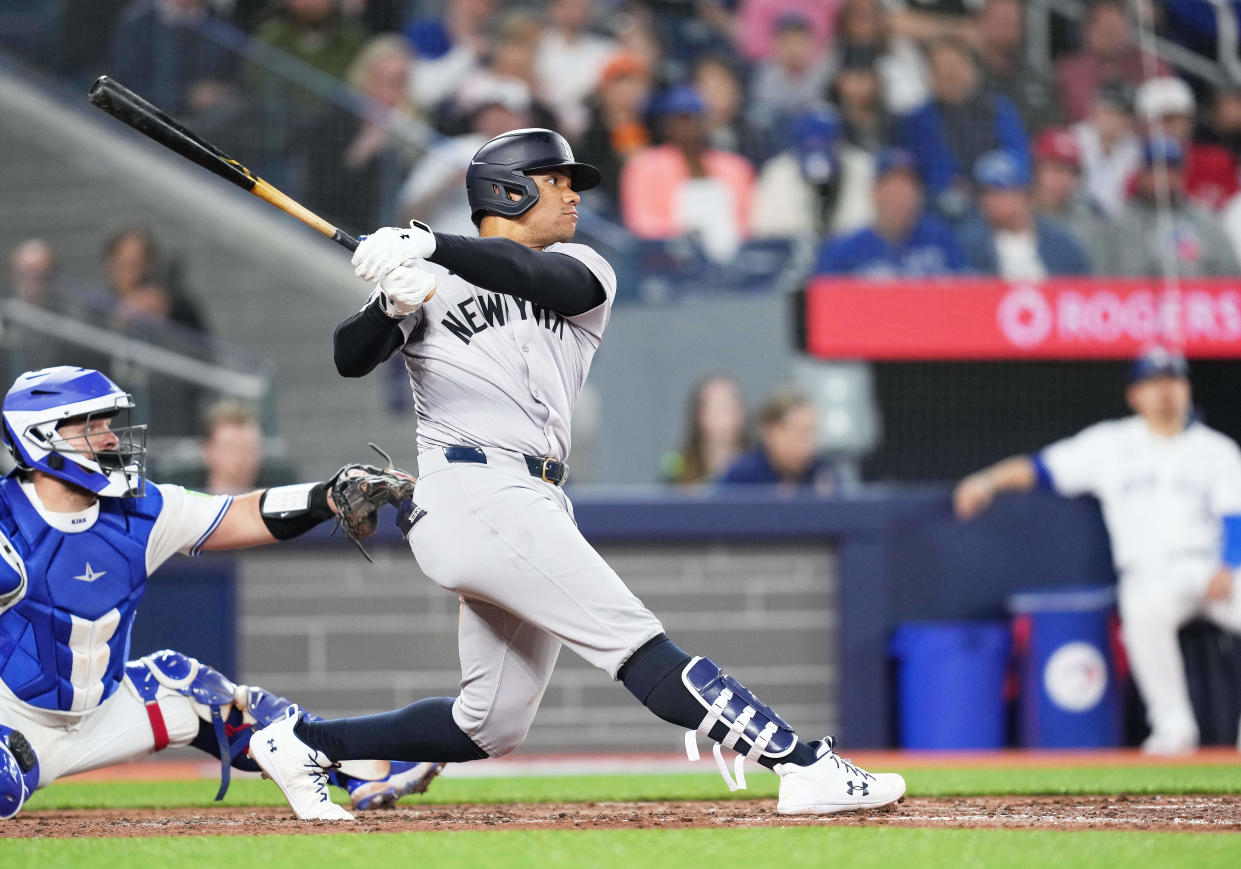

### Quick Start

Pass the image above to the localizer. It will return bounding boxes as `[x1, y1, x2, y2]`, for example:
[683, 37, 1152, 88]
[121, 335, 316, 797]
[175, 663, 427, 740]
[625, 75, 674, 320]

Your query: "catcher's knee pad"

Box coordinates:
[0, 726, 38, 820]
[125, 650, 253, 800]
[682, 656, 798, 763]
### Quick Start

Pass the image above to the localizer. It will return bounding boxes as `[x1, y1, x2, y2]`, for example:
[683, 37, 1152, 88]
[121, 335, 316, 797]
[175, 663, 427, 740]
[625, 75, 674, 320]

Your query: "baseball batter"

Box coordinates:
[252, 128, 905, 819]
[0, 366, 440, 821]
[954, 348, 1241, 754]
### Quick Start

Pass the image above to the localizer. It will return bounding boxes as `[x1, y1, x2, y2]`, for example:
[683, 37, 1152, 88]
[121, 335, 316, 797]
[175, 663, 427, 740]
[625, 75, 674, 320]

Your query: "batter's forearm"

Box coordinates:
[333, 300, 405, 377]
[428, 234, 605, 316]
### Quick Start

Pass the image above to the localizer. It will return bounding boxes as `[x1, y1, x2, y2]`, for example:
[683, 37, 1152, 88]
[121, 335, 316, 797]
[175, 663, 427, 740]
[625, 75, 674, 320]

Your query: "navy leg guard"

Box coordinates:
[294, 697, 489, 763]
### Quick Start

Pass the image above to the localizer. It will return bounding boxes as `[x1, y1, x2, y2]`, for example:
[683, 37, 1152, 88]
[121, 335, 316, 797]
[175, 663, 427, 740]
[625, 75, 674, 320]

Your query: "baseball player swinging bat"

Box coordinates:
[87, 75, 358, 252]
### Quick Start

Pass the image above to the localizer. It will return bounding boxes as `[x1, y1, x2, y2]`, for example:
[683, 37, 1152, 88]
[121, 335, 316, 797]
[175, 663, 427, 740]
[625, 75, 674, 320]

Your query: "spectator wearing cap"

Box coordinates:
[1135, 76, 1240, 213]
[814, 148, 966, 278]
[1110, 137, 1241, 277]
[1054, 0, 1169, 124]
[620, 86, 756, 262]
[399, 79, 534, 236]
[894, 35, 1030, 217]
[974, 0, 1059, 131]
[831, 0, 927, 115]
[535, 0, 618, 141]
[827, 45, 892, 154]
[736, 0, 840, 63]
[577, 53, 654, 214]
[748, 13, 834, 149]
[1073, 82, 1143, 218]
[1031, 129, 1113, 269]
[954, 346, 1241, 756]
[752, 107, 875, 241]
[958, 150, 1092, 280]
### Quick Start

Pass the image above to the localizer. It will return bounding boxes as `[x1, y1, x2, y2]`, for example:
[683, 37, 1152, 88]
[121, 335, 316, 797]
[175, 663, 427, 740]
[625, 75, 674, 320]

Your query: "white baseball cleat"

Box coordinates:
[1141, 729, 1198, 756]
[775, 737, 906, 815]
[251, 708, 355, 821]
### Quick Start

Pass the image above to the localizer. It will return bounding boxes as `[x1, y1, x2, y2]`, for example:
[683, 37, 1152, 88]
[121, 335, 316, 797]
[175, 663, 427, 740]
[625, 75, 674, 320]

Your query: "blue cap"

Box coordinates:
[1142, 135, 1185, 167]
[875, 148, 916, 180]
[793, 108, 841, 184]
[656, 86, 706, 117]
[973, 150, 1030, 189]
[1130, 346, 1189, 383]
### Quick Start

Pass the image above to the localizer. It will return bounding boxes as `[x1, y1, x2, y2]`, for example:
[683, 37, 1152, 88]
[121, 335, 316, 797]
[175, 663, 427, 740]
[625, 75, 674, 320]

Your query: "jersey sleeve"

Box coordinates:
[554, 243, 617, 341]
[1037, 422, 1112, 497]
[145, 483, 234, 573]
[1208, 434, 1241, 517]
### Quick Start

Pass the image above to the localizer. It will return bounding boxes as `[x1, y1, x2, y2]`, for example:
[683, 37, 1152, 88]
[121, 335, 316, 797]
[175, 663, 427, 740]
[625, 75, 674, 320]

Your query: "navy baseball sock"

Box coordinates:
[293, 697, 488, 763]
[619, 635, 819, 770]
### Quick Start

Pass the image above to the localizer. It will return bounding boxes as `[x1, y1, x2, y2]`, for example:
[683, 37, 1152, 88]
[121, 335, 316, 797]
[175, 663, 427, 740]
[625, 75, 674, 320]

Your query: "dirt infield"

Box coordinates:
[5, 795, 1240, 838]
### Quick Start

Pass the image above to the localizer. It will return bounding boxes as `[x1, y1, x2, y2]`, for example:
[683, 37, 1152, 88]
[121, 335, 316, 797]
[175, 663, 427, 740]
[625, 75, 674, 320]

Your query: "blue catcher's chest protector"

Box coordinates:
[0, 476, 161, 713]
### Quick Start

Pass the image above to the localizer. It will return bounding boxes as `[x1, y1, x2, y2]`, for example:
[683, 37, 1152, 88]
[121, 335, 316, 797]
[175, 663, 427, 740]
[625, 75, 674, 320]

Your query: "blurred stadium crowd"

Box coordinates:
[3, 0, 1241, 484]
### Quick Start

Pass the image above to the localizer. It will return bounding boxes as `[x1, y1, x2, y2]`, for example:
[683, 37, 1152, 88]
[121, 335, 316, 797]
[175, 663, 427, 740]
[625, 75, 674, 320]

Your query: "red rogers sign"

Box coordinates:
[803, 277, 1241, 359]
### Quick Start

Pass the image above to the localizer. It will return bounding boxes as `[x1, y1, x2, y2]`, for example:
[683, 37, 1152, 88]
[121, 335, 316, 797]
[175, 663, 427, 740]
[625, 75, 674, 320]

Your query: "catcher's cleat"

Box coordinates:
[251, 708, 354, 821]
[347, 761, 445, 811]
[774, 737, 905, 815]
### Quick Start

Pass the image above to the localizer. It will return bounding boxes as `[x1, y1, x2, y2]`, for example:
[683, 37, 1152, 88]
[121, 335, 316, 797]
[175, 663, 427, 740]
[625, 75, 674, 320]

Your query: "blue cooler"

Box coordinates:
[1007, 586, 1120, 748]
[889, 621, 1010, 749]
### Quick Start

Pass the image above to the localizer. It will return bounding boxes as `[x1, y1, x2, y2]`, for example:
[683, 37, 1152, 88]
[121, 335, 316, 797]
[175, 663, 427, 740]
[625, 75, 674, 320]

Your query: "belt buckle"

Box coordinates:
[540, 458, 558, 484]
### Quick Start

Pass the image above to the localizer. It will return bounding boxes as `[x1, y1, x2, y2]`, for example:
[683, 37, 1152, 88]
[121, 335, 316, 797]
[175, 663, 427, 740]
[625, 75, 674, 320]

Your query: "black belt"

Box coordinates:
[443, 445, 569, 486]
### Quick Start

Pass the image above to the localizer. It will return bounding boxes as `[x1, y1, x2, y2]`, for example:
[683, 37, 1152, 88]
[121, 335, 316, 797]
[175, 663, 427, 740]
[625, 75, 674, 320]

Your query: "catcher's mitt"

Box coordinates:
[330, 443, 417, 561]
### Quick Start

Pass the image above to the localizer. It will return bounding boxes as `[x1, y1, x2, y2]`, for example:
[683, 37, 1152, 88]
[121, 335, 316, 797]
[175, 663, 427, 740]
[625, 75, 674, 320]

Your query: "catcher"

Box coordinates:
[0, 366, 436, 821]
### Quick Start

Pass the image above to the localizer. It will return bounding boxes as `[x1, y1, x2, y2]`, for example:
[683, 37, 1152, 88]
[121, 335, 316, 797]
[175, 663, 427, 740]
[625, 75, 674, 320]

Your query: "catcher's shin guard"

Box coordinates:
[0, 726, 38, 820]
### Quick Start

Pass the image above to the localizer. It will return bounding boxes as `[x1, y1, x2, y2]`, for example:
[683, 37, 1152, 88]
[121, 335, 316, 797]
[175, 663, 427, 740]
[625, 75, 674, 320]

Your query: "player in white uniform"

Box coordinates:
[954, 348, 1241, 754]
[251, 128, 906, 819]
[0, 366, 440, 821]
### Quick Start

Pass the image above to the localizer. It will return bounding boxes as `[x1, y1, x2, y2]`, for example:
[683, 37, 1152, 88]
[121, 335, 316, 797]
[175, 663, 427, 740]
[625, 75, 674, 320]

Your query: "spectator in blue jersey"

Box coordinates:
[403, 0, 496, 111]
[719, 387, 838, 493]
[957, 150, 1093, 279]
[814, 149, 967, 278]
[894, 35, 1029, 218]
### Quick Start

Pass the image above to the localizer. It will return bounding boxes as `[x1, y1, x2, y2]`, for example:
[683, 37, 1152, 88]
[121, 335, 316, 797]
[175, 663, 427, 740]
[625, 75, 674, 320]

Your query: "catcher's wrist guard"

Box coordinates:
[260, 481, 334, 540]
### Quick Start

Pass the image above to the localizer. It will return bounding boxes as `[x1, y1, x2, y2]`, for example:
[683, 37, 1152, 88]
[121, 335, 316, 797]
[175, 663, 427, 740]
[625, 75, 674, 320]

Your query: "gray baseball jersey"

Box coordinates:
[384, 241, 665, 756]
[390, 242, 615, 460]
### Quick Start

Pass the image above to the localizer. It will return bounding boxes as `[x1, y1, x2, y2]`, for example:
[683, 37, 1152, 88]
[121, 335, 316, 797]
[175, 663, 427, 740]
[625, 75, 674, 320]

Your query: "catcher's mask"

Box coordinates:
[2, 366, 148, 497]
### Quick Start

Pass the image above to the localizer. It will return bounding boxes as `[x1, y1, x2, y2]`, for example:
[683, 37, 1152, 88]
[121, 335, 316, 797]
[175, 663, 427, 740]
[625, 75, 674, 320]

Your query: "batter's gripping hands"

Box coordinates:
[352, 220, 437, 282]
[330, 444, 417, 561]
[376, 265, 436, 318]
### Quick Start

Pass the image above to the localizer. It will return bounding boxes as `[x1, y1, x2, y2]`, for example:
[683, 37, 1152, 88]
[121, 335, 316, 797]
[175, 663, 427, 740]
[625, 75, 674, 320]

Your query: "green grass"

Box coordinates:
[3, 827, 1240, 869]
[23, 765, 1241, 812]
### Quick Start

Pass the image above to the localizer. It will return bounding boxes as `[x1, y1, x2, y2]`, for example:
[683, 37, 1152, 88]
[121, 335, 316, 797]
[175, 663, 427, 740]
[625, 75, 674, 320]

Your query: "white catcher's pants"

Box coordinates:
[1118, 566, 1241, 744]
[410, 448, 666, 757]
[0, 679, 200, 788]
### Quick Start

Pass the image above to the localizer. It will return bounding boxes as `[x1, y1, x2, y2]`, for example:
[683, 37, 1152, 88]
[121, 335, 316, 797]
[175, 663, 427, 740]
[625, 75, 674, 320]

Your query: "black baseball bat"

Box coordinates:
[88, 75, 358, 251]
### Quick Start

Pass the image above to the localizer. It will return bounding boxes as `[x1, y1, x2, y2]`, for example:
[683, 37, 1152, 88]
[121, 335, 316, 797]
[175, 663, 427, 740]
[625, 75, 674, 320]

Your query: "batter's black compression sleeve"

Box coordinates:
[333, 299, 405, 378]
[427, 234, 606, 316]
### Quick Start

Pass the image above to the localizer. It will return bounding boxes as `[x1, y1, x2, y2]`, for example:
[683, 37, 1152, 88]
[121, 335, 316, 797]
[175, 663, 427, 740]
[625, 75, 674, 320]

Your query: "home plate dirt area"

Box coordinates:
[5, 795, 1241, 838]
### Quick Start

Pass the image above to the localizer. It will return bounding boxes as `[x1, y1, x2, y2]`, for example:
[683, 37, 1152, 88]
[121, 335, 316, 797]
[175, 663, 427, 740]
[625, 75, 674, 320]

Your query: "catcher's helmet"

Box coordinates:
[2, 366, 147, 497]
[465, 128, 601, 227]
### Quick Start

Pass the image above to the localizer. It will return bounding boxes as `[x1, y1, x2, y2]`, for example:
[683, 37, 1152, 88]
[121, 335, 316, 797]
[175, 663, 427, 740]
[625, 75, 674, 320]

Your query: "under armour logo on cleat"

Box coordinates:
[846, 781, 869, 796]
[267, 738, 277, 753]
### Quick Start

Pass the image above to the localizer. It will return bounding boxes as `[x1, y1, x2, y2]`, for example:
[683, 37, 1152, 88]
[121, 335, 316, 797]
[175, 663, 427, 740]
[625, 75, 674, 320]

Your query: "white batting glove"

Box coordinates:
[352, 220, 437, 283]
[375, 264, 436, 318]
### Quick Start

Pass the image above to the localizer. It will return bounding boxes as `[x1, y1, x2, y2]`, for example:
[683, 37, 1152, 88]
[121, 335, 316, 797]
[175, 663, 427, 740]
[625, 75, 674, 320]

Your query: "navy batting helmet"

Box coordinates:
[465, 128, 601, 227]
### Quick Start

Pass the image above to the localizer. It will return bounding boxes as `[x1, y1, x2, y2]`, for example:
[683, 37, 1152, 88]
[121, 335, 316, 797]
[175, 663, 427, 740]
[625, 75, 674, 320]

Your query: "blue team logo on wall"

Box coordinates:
[1043, 641, 1108, 712]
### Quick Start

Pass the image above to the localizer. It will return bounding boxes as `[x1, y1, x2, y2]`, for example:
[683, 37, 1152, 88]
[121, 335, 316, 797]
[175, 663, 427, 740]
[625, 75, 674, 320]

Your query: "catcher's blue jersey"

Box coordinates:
[0, 475, 162, 713]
